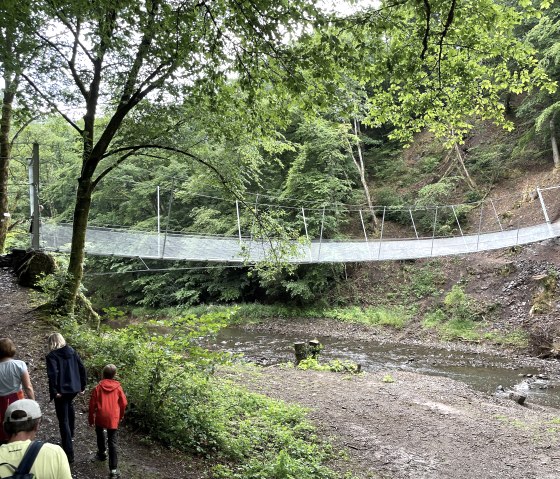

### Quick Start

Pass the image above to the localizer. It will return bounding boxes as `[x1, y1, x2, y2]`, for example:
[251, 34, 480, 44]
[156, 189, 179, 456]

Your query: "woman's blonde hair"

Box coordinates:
[47, 333, 66, 351]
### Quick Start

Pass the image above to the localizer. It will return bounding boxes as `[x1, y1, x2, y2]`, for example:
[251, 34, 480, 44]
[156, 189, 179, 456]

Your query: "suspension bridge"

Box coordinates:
[36, 185, 560, 264]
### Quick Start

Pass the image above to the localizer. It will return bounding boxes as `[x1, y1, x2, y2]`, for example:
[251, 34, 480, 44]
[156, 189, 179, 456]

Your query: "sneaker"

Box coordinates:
[95, 451, 107, 461]
[109, 470, 120, 478]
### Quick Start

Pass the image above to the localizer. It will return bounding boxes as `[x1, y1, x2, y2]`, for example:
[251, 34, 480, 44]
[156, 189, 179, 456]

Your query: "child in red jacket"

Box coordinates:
[89, 364, 127, 479]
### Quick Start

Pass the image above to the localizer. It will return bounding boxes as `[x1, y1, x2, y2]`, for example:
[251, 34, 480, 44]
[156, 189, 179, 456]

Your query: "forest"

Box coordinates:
[1, 0, 560, 477]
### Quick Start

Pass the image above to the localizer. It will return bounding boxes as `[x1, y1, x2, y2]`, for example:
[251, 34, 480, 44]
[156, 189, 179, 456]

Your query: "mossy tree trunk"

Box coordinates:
[0, 72, 17, 254]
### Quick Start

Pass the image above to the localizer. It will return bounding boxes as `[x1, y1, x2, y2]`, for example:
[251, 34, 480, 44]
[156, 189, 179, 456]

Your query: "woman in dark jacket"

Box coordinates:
[46, 332, 87, 463]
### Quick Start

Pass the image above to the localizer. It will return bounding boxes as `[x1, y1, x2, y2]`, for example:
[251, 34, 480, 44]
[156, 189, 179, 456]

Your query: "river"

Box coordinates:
[212, 326, 560, 408]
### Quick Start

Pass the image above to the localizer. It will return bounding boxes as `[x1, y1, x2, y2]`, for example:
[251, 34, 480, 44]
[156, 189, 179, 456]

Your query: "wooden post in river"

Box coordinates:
[294, 342, 308, 365]
[294, 339, 323, 365]
[308, 339, 321, 359]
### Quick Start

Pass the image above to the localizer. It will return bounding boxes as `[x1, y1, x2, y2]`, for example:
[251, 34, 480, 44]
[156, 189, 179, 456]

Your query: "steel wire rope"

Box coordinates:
[44, 187, 529, 227]
[85, 264, 254, 276]
[31, 143, 556, 241]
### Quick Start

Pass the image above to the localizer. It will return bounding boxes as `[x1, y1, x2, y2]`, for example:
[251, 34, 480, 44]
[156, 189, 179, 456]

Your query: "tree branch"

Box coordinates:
[20, 73, 83, 134]
[438, 0, 456, 82]
[420, 0, 431, 61]
[10, 114, 41, 146]
[92, 149, 138, 188]
[119, 0, 160, 105]
[99, 144, 231, 190]
[34, 31, 89, 100]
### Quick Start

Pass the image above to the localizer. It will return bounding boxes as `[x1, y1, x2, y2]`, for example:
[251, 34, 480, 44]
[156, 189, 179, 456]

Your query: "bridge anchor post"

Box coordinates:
[536, 187, 554, 237]
[28, 143, 40, 250]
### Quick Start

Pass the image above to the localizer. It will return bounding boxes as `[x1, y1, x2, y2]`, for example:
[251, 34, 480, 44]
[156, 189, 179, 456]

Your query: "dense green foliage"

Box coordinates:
[4, 3, 560, 477]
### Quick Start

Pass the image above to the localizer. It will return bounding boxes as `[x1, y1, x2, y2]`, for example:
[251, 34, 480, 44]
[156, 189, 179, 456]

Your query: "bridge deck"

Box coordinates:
[39, 221, 560, 263]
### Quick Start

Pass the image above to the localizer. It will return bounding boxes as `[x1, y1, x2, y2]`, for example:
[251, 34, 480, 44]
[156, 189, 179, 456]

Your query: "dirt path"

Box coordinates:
[0, 267, 208, 479]
[3, 265, 560, 478]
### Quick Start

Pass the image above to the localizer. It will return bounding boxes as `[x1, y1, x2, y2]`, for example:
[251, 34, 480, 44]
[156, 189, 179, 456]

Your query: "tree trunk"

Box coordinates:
[55, 177, 94, 314]
[294, 342, 308, 365]
[453, 142, 477, 190]
[550, 114, 559, 168]
[350, 119, 378, 227]
[0, 74, 17, 253]
[448, 129, 476, 190]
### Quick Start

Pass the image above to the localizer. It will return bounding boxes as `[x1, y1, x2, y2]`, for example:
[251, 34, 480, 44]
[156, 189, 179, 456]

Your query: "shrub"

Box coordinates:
[443, 284, 473, 321]
[405, 261, 445, 298]
[422, 285, 489, 341]
[54, 310, 339, 477]
[382, 374, 395, 383]
[323, 306, 411, 329]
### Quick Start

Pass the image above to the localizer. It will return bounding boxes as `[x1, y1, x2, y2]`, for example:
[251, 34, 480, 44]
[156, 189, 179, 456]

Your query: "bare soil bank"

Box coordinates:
[232, 365, 560, 479]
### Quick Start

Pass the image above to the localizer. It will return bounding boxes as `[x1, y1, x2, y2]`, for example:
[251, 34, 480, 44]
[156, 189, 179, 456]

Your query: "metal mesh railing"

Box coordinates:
[39, 218, 560, 264]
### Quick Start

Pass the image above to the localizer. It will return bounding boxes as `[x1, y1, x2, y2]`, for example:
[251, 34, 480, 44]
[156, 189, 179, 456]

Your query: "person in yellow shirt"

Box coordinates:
[0, 399, 71, 479]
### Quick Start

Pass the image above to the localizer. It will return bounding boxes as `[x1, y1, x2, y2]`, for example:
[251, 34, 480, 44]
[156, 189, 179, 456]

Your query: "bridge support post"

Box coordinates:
[476, 202, 484, 251]
[537, 187, 551, 223]
[250, 194, 259, 241]
[359, 209, 371, 260]
[430, 206, 438, 257]
[157, 186, 161, 257]
[409, 208, 419, 239]
[317, 207, 325, 262]
[162, 187, 174, 258]
[236, 200, 242, 242]
[301, 207, 312, 262]
[28, 143, 40, 250]
[377, 206, 385, 260]
[536, 187, 554, 237]
[451, 205, 467, 248]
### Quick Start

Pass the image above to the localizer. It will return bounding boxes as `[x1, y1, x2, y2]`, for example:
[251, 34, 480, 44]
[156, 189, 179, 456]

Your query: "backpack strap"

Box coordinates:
[14, 441, 44, 475]
[0, 462, 17, 473]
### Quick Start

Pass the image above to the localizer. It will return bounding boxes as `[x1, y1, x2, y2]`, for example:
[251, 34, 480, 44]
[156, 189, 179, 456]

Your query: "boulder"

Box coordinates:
[15, 250, 56, 289]
[508, 392, 527, 405]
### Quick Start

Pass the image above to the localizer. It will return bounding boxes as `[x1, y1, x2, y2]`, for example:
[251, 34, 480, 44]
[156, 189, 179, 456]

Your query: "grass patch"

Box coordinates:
[439, 318, 481, 341]
[421, 285, 497, 342]
[296, 358, 361, 374]
[495, 415, 528, 429]
[423, 311, 483, 341]
[403, 261, 446, 299]
[382, 374, 395, 383]
[321, 306, 411, 329]
[483, 330, 528, 348]
[136, 303, 413, 330]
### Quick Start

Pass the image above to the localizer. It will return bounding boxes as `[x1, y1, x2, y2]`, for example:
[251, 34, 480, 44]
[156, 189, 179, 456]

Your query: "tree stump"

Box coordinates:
[16, 250, 56, 289]
[308, 339, 322, 359]
[294, 340, 323, 365]
[294, 342, 308, 365]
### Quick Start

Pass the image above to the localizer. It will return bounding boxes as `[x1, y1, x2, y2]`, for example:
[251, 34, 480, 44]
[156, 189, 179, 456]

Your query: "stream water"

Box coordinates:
[212, 326, 560, 409]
